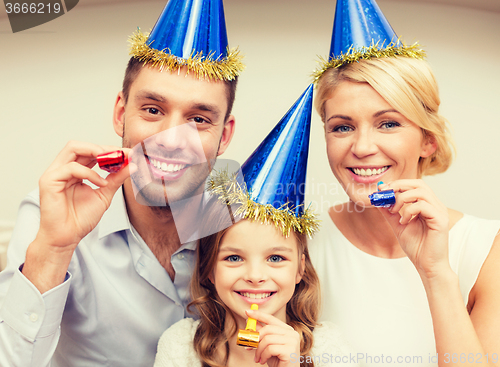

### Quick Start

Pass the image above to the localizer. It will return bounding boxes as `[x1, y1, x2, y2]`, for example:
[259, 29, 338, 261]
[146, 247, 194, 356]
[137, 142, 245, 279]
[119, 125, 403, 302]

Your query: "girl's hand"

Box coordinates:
[377, 180, 451, 279]
[245, 309, 300, 367]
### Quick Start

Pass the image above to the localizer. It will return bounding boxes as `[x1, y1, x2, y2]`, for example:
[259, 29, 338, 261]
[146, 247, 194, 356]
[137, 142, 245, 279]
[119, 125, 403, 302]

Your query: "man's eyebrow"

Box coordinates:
[373, 109, 400, 118]
[135, 91, 166, 103]
[192, 103, 221, 119]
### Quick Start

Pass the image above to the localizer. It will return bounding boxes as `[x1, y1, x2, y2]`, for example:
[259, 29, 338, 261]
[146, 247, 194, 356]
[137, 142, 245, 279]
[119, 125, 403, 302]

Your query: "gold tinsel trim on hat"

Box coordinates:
[128, 29, 245, 81]
[312, 40, 426, 83]
[207, 170, 320, 238]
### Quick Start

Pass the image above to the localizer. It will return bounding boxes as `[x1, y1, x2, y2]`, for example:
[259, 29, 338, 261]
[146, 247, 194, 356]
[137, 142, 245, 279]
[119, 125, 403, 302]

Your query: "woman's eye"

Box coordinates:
[268, 255, 284, 263]
[380, 121, 400, 129]
[331, 125, 353, 133]
[225, 255, 241, 262]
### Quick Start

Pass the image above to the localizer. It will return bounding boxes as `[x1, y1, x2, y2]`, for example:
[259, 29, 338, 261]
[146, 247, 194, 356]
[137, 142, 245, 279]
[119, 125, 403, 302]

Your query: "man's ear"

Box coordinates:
[113, 91, 126, 138]
[217, 115, 235, 156]
[296, 254, 306, 284]
[420, 134, 437, 158]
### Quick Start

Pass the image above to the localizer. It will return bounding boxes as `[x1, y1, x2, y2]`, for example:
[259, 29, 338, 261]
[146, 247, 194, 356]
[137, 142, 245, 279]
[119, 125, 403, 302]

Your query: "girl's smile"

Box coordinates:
[234, 289, 277, 305]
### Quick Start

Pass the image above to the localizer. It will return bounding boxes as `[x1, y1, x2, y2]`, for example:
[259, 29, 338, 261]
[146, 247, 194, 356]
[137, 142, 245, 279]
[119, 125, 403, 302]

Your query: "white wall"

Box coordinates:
[0, 0, 499, 228]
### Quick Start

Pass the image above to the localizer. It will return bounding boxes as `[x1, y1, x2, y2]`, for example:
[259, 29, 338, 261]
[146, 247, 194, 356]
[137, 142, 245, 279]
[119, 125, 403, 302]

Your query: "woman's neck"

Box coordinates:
[330, 202, 464, 259]
[330, 201, 406, 258]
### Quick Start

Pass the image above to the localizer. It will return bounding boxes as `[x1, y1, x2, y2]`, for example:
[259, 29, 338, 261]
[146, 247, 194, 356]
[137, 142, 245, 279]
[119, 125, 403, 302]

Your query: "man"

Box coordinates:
[0, 0, 244, 365]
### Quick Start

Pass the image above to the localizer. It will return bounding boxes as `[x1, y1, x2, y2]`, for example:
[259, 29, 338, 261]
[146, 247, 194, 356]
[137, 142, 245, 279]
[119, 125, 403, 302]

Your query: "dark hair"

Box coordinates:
[122, 57, 238, 121]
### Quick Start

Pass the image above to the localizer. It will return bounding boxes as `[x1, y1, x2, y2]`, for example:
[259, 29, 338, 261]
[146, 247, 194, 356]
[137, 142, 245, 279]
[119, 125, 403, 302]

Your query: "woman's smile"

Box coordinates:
[347, 165, 391, 183]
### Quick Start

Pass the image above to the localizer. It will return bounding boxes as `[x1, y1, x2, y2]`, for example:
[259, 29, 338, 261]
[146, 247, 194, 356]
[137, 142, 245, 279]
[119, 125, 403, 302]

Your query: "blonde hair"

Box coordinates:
[188, 218, 320, 367]
[315, 57, 455, 177]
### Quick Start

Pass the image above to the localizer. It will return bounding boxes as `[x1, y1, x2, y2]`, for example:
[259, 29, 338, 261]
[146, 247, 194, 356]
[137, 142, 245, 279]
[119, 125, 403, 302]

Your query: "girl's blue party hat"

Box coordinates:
[208, 85, 318, 237]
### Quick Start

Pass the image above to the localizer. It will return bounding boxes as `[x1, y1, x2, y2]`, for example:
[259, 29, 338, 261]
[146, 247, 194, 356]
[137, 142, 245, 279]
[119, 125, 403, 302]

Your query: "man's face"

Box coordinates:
[113, 65, 235, 207]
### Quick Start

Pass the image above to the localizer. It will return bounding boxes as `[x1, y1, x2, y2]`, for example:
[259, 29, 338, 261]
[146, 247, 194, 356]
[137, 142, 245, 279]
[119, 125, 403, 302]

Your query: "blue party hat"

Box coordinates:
[313, 0, 425, 81]
[129, 0, 244, 81]
[330, 0, 397, 57]
[208, 85, 318, 237]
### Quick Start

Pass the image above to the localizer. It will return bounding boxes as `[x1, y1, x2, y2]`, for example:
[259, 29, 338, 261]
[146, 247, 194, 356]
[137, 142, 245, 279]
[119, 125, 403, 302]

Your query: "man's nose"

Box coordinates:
[154, 119, 195, 152]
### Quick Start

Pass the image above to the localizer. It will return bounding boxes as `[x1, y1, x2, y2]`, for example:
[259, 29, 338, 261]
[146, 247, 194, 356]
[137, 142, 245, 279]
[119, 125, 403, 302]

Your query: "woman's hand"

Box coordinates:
[245, 309, 301, 367]
[377, 180, 451, 279]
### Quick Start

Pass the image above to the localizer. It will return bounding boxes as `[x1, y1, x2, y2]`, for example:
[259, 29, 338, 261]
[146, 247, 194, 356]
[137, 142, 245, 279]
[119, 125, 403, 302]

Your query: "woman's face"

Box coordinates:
[323, 81, 436, 207]
[211, 220, 304, 329]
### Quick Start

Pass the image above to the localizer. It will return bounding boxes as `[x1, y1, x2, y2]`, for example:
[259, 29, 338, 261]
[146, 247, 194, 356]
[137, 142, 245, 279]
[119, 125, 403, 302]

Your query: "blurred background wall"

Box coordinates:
[1, 0, 499, 267]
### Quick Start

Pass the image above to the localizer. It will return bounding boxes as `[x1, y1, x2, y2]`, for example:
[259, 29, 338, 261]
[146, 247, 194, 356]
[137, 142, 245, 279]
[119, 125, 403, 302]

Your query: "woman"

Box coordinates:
[310, 1, 500, 365]
[311, 53, 500, 367]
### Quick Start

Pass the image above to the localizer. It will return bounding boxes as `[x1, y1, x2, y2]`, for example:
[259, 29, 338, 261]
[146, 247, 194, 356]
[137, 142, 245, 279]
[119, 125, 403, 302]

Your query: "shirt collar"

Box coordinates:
[97, 186, 212, 249]
[178, 239, 197, 252]
[98, 186, 131, 239]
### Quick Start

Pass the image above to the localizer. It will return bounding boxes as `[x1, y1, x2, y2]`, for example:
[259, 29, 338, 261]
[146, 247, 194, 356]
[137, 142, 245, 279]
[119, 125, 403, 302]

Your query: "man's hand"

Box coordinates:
[22, 141, 131, 293]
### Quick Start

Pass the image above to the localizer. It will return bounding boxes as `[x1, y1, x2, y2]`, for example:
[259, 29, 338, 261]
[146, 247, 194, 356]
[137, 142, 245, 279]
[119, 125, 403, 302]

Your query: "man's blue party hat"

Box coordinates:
[129, 0, 244, 81]
[208, 85, 318, 237]
[313, 0, 425, 81]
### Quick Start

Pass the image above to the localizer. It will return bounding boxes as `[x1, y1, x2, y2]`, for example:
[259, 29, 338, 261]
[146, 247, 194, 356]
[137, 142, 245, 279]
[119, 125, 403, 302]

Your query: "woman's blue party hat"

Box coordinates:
[129, 0, 244, 81]
[330, 0, 397, 57]
[313, 0, 425, 81]
[208, 85, 318, 237]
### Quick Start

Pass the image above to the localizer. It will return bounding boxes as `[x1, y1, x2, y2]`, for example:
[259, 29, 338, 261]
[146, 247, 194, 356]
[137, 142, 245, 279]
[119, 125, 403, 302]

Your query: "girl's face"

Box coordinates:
[324, 81, 436, 206]
[212, 220, 305, 328]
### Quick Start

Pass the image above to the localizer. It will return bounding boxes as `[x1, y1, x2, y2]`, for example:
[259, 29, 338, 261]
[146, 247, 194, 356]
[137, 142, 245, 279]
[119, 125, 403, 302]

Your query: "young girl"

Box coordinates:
[154, 86, 357, 367]
[154, 214, 356, 367]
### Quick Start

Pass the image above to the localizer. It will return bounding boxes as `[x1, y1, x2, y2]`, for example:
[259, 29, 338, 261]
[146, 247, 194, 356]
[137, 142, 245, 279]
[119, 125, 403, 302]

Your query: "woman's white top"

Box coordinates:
[154, 317, 359, 366]
[309, 211, 500, 367]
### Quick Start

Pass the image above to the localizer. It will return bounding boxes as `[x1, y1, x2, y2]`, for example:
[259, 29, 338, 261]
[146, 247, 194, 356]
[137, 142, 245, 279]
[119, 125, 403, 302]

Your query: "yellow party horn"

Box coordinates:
[236, 304, 259, 348]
